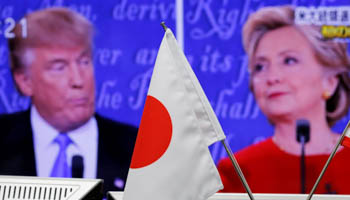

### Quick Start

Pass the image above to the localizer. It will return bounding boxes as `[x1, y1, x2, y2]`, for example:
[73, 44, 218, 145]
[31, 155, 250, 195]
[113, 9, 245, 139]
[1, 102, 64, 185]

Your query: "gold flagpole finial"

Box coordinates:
[161, 22, 168, 32]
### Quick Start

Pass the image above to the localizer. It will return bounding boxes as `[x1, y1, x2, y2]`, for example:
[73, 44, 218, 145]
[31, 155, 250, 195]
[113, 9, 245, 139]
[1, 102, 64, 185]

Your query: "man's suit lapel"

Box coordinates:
[96, 115, 127, 193]
[96, 114, 137, 193]
[0, 110, 36, 176]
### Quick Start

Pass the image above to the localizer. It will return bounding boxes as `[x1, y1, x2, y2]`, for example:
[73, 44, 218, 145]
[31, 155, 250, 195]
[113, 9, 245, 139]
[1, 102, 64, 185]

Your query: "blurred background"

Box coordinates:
[0, 0, 349, 163]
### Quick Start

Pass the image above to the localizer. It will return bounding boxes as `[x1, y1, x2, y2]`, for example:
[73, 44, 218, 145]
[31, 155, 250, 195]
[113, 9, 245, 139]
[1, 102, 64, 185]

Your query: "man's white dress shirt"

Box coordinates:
[31, 105, 98, 178]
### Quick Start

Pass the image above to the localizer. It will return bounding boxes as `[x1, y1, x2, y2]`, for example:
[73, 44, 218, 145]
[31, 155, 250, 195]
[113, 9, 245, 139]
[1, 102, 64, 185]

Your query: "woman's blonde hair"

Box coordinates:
[242, 5, 350, 126]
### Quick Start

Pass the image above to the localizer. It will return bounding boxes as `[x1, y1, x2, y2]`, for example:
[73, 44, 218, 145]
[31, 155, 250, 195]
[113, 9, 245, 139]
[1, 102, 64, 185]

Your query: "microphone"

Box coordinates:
[297, 119, 310, 144]
[296, 119, 310, 194]
[72, 155, 84, 178]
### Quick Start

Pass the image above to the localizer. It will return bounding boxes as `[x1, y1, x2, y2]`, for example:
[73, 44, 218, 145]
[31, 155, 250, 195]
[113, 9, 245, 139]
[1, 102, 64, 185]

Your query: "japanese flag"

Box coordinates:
[123, 28, 226, 200]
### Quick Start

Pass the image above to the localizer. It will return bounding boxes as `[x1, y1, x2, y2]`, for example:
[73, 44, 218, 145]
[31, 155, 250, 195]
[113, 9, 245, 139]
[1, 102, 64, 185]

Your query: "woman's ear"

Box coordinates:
[14, 71, 33, 96]
[322, 72, 339, 97]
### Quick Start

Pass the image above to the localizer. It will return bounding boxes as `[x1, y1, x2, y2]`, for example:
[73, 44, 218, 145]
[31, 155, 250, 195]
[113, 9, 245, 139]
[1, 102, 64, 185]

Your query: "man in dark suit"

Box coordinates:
[0, 7, 137, 194]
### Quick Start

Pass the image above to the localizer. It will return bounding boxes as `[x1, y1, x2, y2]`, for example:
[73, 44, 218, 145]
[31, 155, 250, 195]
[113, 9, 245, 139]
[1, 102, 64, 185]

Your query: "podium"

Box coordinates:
[107, 192, 350, 200]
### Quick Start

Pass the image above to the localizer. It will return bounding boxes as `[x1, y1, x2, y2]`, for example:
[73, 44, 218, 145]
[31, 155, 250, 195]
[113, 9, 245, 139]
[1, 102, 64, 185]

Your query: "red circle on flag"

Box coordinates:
[130, 95, 173, 169]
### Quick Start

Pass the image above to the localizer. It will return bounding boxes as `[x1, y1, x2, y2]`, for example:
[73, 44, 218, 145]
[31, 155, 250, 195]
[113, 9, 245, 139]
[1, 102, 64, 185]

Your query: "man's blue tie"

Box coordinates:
[50, 133, 72, 178]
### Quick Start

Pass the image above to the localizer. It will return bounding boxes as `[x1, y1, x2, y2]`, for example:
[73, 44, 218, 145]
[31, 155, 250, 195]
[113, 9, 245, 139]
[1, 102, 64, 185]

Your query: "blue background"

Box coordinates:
[0, 0, 349, 164]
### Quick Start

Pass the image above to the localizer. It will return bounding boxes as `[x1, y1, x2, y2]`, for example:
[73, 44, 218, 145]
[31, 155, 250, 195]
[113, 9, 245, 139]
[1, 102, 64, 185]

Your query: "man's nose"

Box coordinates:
[69, 64, 84, 88]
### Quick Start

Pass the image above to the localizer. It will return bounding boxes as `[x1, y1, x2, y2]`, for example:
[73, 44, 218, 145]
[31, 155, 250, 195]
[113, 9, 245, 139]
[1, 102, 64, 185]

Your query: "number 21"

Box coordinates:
[4, 17, 27, 39]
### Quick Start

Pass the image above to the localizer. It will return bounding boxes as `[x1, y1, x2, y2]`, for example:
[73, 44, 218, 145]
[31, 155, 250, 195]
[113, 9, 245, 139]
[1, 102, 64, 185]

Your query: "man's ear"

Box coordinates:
[323, 73, 339, 97]
[14, 71, 33, 96]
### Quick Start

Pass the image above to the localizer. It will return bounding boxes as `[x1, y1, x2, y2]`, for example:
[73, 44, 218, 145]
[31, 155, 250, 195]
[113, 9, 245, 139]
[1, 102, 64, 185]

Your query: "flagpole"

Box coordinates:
[161, 22, 168, 32]
[221, 140, 255, 200]
[306, 120, 350, 200]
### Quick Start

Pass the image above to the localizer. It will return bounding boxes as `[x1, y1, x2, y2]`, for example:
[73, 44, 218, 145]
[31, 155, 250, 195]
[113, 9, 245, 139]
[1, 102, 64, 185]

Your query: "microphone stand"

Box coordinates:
[296, 119, 310, 194]
[300, 135, 306, 193]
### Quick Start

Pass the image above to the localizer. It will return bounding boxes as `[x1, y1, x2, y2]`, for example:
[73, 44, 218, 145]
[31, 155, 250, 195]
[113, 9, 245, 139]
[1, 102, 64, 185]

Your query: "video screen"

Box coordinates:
[0, 0, 349, 195]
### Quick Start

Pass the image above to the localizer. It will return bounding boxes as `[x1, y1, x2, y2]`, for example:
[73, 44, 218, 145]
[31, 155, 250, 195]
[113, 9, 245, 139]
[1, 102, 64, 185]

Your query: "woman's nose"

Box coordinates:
[266, 65, 282, 85]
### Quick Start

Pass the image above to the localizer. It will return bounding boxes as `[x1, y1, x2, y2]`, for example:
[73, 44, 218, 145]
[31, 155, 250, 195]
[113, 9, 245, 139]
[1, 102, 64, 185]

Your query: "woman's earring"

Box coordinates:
[322, 91, 331, 100]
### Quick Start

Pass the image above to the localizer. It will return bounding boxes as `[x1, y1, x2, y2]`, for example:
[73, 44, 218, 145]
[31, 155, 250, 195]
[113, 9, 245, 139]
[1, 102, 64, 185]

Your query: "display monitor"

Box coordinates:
[0, 176, 103, 200]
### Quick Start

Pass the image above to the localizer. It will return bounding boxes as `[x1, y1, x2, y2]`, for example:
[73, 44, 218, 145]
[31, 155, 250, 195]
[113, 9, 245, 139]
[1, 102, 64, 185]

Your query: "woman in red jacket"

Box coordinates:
[218, 5, 350, 194]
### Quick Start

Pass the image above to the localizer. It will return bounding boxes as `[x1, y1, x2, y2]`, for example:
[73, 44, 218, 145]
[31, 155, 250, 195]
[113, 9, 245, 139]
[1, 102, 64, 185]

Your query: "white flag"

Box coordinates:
[123, 28, 226, 200]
